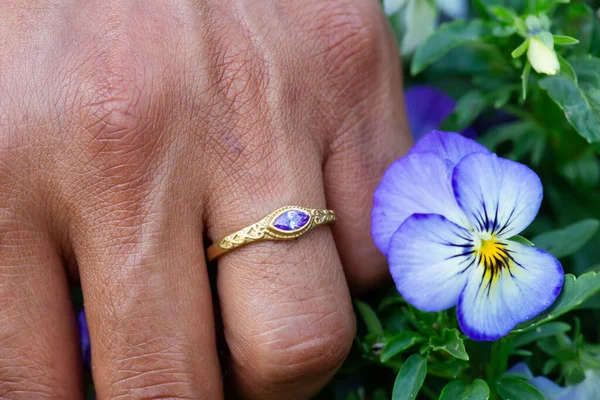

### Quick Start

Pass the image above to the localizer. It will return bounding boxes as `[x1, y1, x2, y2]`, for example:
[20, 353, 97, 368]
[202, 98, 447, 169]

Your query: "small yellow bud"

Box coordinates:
[527, 37, 560, 76]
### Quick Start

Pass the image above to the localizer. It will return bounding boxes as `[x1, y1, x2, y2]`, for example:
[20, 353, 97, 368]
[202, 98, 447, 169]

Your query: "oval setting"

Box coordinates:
[272, 210, 310, 232]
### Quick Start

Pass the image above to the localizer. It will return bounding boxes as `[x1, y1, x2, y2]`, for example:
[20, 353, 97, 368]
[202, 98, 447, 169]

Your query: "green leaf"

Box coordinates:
[489, 6, 516, 25]
[512, 39, 529, 58]
[532, 219, 600, 258]
[381, 331, 426, 362]
[511, 322, 571, 350]
[439, 90, 487, 132]
[429, 328, 469, 361]
[513, 271, 600, 333]
[391, 354, 427, 400]
[508, 235, 534, 246]
[554, 35, 580, 45]
[557, 54, 578, 85]
[497, 378, 545, 400]
[559, 149, 600, 188]
[512, 349, 534, 356]
[411, 20, 491, 75]
[539, 55, 600, 143]
[354, 300, 384, 336]
[500, 372, 532, 381]
[439, 379, 490, 400]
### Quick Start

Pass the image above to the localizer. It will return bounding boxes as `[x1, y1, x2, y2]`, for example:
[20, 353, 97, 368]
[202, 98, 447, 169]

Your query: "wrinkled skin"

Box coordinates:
[0, 0, 411, 398]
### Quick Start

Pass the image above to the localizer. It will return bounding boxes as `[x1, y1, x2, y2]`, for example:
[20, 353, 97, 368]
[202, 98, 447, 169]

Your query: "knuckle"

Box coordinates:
[248, 303, 355, 385]
[308, 0, 384, 78]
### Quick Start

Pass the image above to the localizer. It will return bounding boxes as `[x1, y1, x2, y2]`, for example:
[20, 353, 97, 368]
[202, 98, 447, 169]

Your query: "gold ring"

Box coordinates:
[207, 206, 336, 261]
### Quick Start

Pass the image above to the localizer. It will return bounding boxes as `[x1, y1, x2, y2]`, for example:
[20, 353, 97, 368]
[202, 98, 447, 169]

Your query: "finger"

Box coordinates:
[322, 2, 412, 291]
[206, 147, 354, 398]
[0, 219, 81, 397]
[61, 1, 224, 397]
[75, 202, 223, 399]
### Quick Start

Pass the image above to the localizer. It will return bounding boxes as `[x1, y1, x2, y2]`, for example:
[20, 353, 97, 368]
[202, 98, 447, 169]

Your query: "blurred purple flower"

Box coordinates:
[78, 309, 91, 369]
[404, 86, 476, 141]
[510, 363, 600, 399]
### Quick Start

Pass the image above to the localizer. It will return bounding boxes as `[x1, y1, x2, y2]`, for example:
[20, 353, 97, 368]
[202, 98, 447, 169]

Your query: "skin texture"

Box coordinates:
[0, 0, 412, 398]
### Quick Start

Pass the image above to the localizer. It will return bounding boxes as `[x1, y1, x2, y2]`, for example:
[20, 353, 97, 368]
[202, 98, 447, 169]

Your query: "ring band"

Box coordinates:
[207, 206, 336, 261]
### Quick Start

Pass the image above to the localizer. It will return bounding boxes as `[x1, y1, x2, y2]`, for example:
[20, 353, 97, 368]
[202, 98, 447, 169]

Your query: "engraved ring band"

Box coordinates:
[207, 206, 336, 261]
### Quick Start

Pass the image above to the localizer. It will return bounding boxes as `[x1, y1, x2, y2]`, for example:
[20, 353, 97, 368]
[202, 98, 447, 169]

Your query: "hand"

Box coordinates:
[0, 0, 411, 398]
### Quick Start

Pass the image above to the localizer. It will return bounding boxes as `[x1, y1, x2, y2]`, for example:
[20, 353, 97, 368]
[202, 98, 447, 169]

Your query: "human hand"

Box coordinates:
[0, 0, 411, 398]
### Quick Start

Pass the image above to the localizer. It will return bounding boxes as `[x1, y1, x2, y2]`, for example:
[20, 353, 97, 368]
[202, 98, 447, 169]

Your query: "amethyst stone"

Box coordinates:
[273, 210, 310, 231]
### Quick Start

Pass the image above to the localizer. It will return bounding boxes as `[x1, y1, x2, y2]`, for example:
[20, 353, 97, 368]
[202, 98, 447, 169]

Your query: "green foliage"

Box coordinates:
[439, 379, 490, 399]
[496, 377, 545, 399]
[532, 218, 600, 258]
[411, 20, 492, 75]
[392, 354, 427, 400]
[323, 0, 600, 398]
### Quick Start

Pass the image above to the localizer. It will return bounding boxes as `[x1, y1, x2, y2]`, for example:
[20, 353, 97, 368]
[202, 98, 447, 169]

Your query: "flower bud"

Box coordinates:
[527, 36, 560, 76]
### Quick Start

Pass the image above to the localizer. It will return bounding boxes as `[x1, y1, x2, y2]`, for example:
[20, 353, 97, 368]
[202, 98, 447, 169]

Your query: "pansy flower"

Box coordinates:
[372, 131, 564, 340]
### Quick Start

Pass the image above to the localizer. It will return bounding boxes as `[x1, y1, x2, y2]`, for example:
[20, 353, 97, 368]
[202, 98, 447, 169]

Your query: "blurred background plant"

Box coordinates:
[316, 0, 600, 399]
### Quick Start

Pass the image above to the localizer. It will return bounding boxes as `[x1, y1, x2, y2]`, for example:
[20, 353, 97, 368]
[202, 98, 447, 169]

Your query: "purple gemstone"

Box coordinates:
[273, 210, 310, 231]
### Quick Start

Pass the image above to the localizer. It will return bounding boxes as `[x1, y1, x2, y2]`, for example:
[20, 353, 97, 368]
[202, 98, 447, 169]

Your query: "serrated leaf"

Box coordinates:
[391, 354, 427, 400]
[539, 55, 600, 143]
[439, 379, 490, 400]
[511, 322, 571, 350]
[381, 331, 426, 362]
[429, 329, 469, 361]
[354, 300, 384, 336]
[513, 272, 600, 333]
[532, 218, 600, 258]
[554, 35, 580, 45]
[411, 20, 491, 75]
[497, 378, 545, 400]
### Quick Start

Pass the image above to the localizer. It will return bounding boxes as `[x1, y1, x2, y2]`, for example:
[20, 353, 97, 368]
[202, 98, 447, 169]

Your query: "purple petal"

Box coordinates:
[404, 86, 477, 140]
[78, 309, 91, 369]
[372, 151, 470, 256]
[410, 130, 489, 166]
[530, 377, 571, 399]
[452, 152, 543, 238]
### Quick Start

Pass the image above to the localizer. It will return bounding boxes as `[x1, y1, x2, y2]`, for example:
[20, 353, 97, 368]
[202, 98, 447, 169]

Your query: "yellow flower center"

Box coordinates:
[475, 235, 513, 293]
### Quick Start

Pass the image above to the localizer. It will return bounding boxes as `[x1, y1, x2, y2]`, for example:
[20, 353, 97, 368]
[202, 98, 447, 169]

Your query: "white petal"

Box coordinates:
[528, 37, 560, 76]
[457, 240, 563, 341]
[452, 152, 543, 238]
[389, 213, 475, 311]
